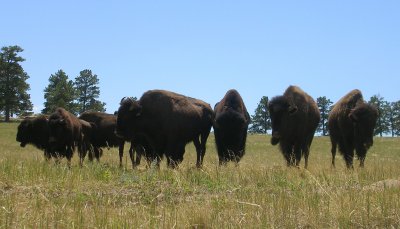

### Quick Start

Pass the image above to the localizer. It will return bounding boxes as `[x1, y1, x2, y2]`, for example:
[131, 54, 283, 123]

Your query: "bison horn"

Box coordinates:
[349, 111, 358, 122]
[120, 97, 127, 104]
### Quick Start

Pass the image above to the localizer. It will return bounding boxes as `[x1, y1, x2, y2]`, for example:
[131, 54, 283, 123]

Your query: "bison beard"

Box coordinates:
[268, 86, 320, 169]
[115, 90, 213, 168]
[214, 89, 250, 165]
[328, 89, 378, 169]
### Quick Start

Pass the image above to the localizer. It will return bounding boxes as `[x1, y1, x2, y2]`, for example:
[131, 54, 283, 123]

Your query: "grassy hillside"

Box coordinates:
[1, 122, 399, 228]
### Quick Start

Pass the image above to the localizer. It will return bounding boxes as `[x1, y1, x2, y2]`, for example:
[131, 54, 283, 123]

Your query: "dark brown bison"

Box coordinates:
[115, 90, 213, 168]
[268, 86, 320, 168]
[16, 115, 55, 159]
[79, 111, 150, 168]
[48, 108, 86, 166]
[328, 89, 378, 169]
[214, 89, 250, 165]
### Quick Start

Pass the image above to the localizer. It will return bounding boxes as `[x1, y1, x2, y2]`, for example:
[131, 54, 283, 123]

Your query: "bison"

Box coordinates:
[268, 85, 320, 168]
[16, 115, 55, 159]
[115, 90, 213, 168]
[79, 111, 150, 169]
[214, 89, 250, 165]
[328, 89, 378, 169]
[48, 108, 86, 166]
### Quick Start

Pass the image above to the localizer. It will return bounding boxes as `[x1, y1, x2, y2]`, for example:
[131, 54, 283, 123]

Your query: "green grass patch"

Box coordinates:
[0, 123, 399, 227]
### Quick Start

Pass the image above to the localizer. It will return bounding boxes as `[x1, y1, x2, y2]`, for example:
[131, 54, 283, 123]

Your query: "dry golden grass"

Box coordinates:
[1, 122, 400, 228]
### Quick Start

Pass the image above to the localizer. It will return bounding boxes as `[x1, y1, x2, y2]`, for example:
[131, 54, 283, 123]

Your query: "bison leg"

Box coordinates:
[118, 141, 125, 168]
[87, 146, 94, 162]
[128, 143, 135, 169]
[355, 144, 367, 168]
[281, 143, 295, 167]
[344, 152, 354, 169]
[330, 140, 337, 168]
[302, 145, 310, 169]
[93, 147, 102, 162]
[78, 143, 87, 167]
[193, 137, 204, 168]
[294, 145, 302, 168]
[66, 146, 74, 168]
[135, 145, 143, 167]
[359, 157, 365, 168]
[199, 130, 210, 167]
[130, 143, 144, 169]
[219, 157, 228, 166]
[215, 130, 230, 165]
[165, 140, 184, 169]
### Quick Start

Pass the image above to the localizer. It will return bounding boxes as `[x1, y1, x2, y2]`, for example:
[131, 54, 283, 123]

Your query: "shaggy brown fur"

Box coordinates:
[214, 89, 250, 165]
[48, 108, 85, 166]
[116, 90, 213, 168]
[328, 89, 378, 168]
[268, 86, 320, 168]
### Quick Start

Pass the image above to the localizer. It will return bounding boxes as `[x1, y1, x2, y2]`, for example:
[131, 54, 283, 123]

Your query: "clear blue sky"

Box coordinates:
[3, 1, 400, 114]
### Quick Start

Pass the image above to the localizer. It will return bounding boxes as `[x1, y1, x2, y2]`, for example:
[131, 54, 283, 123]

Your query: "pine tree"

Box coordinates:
[249, 96, 270, 134]
[316, 96, 333, 136]
[0, 45, 33, 121]
[389, 101, 400, 137]
[368, 95, 390, 137]
[42, 70, 77, 114]
[74, 69, 105, 113]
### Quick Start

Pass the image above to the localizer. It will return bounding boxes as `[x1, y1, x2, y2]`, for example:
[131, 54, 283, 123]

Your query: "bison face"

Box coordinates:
[349, 104, 378, 150]
[115, 97, 142, 139]
[16, 120, 32, 147]
[268, 96, 298, 145]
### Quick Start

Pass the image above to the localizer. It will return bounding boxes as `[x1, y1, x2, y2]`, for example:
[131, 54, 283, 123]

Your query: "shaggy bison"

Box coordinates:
[79, 111, 149, 168]
[16, 115, 55, 159]
[48, 108, 86, 166]
[328, 89, 378, 169]
[115, 90, 213, 168]
[268, 86, 320, 168]
[214, 89, 250, 165]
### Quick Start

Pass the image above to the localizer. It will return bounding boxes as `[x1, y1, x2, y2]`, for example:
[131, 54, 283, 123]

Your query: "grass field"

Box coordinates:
[1, 122, 400, 228]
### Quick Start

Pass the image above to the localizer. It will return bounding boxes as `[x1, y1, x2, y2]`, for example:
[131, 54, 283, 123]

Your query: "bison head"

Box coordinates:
[268, 96, 298, 145]
[48, 114, 68, 149]
[115, 97, 142, 139]
[16, 119, 33, 147]
[349, 103, 378, 149]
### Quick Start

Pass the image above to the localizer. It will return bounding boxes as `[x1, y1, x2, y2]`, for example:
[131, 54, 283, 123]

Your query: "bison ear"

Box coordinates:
[349, 111, 358, 122]
[288, 105, 298, 115]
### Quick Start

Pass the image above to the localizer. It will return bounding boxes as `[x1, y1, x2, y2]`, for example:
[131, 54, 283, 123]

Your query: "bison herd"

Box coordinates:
[16, 86, 378, 169]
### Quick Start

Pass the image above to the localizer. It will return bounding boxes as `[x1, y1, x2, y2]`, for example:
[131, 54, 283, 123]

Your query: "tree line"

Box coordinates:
[0, 45, 105, 121]
[42, 69, 105, 115]
[1, 45, 400, 137]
